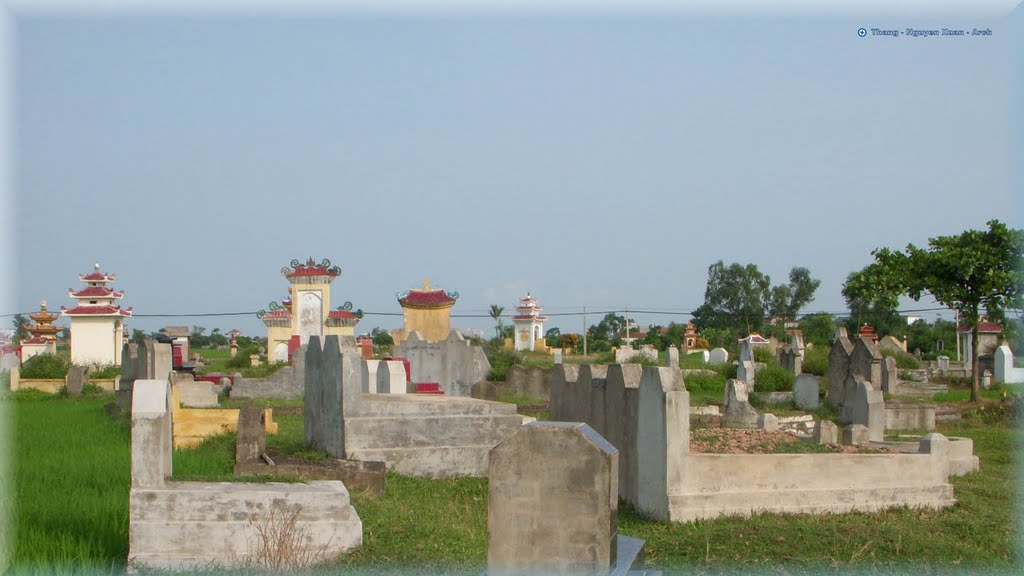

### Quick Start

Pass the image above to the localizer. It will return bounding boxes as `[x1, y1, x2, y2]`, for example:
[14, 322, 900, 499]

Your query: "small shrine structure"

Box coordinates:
[21, 299, 61, 361]
[512, 293, 548, 352]
[61, 263, 132, 366]
[393, 278, 458, 344]
[258, 258, 361, 362]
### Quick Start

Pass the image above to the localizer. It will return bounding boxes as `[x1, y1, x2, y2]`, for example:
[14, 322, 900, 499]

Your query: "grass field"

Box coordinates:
[4, 389, 1022, 574]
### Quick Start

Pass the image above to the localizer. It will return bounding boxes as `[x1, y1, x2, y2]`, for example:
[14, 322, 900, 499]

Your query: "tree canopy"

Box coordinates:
[692, 261, 820, 335]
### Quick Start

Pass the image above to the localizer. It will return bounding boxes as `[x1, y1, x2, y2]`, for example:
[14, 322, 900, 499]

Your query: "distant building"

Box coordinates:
[958, 321, 1002, 368]
[512, 293, 548, 352]
[61, 263, 132, 366]
[393, 278, 458, 344]
[258, 258, 361, 363]
[21, 299, 61, 361]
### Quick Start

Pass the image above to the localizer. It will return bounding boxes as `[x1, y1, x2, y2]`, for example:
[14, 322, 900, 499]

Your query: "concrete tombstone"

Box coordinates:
[723, 379, 759, 429]
[813, 420, 839, 445]
[66, 365, 89, 397]
[827, 328, 854, 410]
[487, 422, 619, 576]
[852, 379, 885, 442]
[708, 347, 729, 366]
[842, 424, 871, 446]
[235, 403, 266, 467]
[793, 374, 819, 410]
[666, 345, 680, 368]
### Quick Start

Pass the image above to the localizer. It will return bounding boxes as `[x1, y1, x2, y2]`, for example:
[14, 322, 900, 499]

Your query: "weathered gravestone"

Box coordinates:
[793, 374, 819, 410]
[757, 413, 779, 432]
[666, 345, 680, 368]
[852, 379, 885, 442]
[723, 379, 759, 429]
[234, 403, 267, 472]
[361, 359, 379, 393]
[376, 360, 407, 394]
[827, 327, 853, 410]
[778, 345, 802, 375]
[736, 360, 756, 391]
[488, 422, 645, 576]
[66, 365, 89, 397]
[708, 347, 729, 366]
[813, 420, 839, 445]
[842, 424, 871, 446]
[850, 337, 883, 388]
[880, 356, 898, 395]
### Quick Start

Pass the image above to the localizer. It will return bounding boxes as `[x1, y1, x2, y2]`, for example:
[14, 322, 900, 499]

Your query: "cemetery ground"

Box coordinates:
[5, 381, 1021, 575]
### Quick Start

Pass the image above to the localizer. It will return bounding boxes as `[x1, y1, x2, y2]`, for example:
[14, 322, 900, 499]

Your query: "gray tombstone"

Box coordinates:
[708, 348, 729, 366]
[880, 356, 898, 395]
[488, 422, 619, 576]
[553, 348, 563, 364]
[813, 420, 839, 445]
[736, 360, 756, 391]
[842, 424, 871, 446]
[723, 379, 759, 429]
[852, 379, 885, 442]
[235, 403, 266, 468]
[793, 374, 819, 410]
[666, 345, 680, 369]
[757, 413, 779, 432]
[66, 365, 89, 397]
[827, 328, 854, 410]
[850, 337, 882, 387]
[303, 337, 324, 447]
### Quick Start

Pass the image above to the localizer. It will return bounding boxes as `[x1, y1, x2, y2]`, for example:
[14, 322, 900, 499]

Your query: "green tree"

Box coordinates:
[12, 313, 29, 345]
[768, 267, 821, 321]
[852, 220, 1023, 401]
[544, 327, 561, 348]
[797, 312, 836, 347]
[842, 259, 910, 337]
[131, 328, 147, 343]
[370, 327, 394, 347]
[588, 313, 626, 351]
[209, 328, 228, 347]
[692, 262, 770, 335]
[488, 305, 505, 341]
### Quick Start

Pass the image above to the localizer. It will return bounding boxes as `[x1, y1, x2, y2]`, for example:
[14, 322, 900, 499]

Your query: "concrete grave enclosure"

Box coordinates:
[550, 364, 967, 522]
[393, 330, 490, 397]
[304, 335, 529, 477]
[127, 379, 362, 571]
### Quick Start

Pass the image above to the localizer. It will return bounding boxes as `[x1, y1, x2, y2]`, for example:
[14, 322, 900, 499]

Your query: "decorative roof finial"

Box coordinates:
[94, 262, 100, 271]
[422, 278, 431, 291]
[40, 299, 47, 309]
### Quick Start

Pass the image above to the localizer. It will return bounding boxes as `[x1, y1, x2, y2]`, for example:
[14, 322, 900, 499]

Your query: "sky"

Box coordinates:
[2, 0, 1022, 339]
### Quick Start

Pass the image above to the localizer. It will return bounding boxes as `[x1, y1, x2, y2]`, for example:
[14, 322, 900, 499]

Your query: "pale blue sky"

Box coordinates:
[5, 1, 1022, 337]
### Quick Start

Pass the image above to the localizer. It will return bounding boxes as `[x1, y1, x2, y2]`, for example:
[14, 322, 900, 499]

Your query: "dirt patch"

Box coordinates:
[690, 427, 898, 454]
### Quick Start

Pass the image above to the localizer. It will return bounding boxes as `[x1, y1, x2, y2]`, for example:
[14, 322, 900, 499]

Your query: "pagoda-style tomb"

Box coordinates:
[393, 279, 458, 344]
[512, 293, 548, 352]
[61, 263, 132, 366]
[21, 299, 61, 361]
[258, 258, 361, 362]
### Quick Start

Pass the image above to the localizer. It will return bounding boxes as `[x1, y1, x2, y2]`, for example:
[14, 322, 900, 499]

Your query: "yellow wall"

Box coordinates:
[395, 306, 452, 343]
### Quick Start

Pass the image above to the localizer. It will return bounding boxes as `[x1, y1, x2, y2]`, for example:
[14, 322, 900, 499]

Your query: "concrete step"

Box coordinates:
[344, 414, 525, 450]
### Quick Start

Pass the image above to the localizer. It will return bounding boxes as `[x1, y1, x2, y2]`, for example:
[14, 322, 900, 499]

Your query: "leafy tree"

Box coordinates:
[370, 327, 394, 347]
[768, 267, 822, 321]
[209, 328, 228, 347]
[588, 313, 626, 350]
[797, 313, 836, 347]
[851, 220, 1023, 401]
[692, 262, 819, 336]
[489, 305, 505, 341]
[544, 327, 561, 348]
[131, 329, 147, 343]
[842, 258, 911, 338]
[12, 314, 28, 345]
[904, 221, 1023, 399]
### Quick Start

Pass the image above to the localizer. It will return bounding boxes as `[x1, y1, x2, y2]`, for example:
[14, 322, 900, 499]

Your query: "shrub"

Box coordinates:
[755, 364, 794, 393]
[880, 349, 921, 369]
[802, 346, 829, 376]
[487, 349, 523, 382]
[20, 354, 69, 379]
[593, 350, 616, 365]
[89, 364, 121, 379]
[227, 347, 258, 370]
[753, 346, 776, 365]
[684, 372, 726, 395]
[711, 362, 738, 380]
[622, 352, 658, 366]
[241, 362, 288, 379]
[680, 352, 708, 369]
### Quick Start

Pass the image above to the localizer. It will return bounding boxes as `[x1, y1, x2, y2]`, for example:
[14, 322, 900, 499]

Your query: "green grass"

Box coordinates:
[495, 392, 547, 405]
[6, 392, 1021, 574]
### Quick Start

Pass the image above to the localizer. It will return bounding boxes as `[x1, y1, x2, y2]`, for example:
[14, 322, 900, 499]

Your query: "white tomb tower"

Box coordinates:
[512, 293, 547, 352]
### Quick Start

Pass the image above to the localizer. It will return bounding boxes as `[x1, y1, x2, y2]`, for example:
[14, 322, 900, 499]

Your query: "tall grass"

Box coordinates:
[8, 393, 129, 574]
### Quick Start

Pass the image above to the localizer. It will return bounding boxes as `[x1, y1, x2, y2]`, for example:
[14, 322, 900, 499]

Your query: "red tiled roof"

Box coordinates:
[739, 334, 770, 344]
[958, 322, 1002, 333]
[69, 286, 122, 298]
[327, 310, 356, 320]
[513, 314, 548, 321]
[61, 305, 132, 316]
[262, 309, 291, 319]
[80, 272, 114, 282]
[21, 337, 50, 345]
[284, 258, 341, 279]
[399, 290, 456, 307]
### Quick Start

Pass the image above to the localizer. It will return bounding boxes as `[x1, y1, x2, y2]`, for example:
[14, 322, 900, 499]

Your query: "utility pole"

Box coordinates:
[583, 305, 588, 356]
[955, 309, 961, 362]
[625, 304, 630, 342]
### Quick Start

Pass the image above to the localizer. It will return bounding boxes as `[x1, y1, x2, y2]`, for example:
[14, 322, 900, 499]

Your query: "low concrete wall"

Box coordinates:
[129, 481, 362, 571]
[885, 404, 936, 431]
[12, 377, 64, 393]
[503, 365, 550, 400]
[128, 379, 362, 571]
[552, 364, 964, 524]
